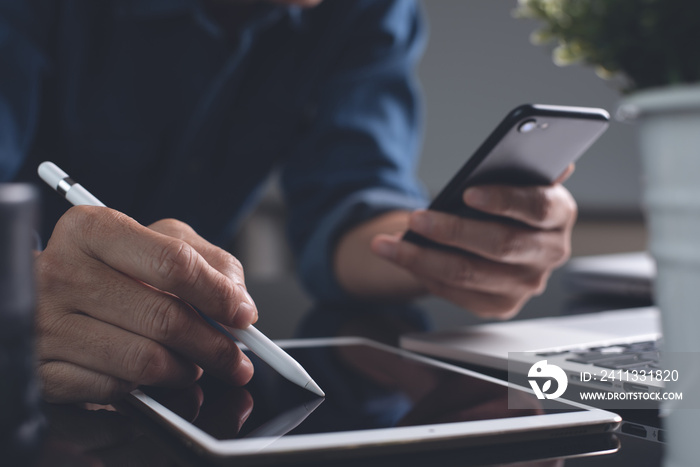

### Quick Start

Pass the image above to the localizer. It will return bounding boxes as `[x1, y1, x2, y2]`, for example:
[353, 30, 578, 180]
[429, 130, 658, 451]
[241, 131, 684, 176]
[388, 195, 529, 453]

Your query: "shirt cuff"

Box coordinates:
[297, 187, 428, 302]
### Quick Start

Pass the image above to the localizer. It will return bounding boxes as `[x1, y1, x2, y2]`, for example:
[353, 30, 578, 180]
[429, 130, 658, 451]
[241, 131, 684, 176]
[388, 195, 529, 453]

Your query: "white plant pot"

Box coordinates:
[619, 84, 700, 467]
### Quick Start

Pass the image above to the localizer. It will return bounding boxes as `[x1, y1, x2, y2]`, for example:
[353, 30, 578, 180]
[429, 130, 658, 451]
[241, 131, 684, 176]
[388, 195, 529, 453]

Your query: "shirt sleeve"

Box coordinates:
[280, 0, 429, 302]
[0, 0, 48, 181]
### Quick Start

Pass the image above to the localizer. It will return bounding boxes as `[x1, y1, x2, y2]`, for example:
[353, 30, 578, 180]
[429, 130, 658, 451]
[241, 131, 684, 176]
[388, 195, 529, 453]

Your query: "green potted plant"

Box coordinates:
[513, 0, 700, 92]
[515, 2, 700, 466]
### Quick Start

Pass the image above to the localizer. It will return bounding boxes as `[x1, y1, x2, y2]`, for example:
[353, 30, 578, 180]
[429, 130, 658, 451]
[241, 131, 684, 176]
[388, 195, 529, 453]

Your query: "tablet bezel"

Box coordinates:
[124, 337, 621, 463]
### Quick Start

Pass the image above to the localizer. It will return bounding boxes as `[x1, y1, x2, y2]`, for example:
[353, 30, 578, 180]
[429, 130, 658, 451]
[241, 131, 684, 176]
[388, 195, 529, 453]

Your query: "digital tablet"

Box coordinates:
[124, 337, 621, 465]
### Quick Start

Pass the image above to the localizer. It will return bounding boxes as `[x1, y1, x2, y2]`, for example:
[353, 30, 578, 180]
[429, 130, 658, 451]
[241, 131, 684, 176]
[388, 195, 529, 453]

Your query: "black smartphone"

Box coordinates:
[404, 103, 609, 249]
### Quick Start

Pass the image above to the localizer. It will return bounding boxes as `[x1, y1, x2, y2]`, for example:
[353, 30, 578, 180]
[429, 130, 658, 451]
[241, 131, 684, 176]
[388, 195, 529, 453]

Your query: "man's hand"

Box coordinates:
[370, 174, 577, 319]
[35, 206, 257, 404]
[335, 166, 577, 319]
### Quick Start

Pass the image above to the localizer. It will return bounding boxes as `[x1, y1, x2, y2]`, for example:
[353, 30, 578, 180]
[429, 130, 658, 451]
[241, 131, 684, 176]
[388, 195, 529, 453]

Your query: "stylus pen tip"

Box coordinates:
[305, 380, 325, 397]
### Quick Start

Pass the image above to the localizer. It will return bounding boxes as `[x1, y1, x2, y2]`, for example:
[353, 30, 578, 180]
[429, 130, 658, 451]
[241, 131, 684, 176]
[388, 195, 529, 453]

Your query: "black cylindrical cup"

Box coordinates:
[0, 183, 44, 463]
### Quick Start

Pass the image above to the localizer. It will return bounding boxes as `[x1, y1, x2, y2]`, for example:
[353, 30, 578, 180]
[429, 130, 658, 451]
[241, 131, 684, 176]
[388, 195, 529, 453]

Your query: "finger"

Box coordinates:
[55, 206, 255, 327]
[56, 263, 254, 386]
[148, 218, 258, 326]
[38, 361, 137, 404]
[372, 234, 548, 296]
[148, 219, 247, 284]
[422, 276, 529, 319]
[403, 212, 571, 266]
[461, 183, 577, 230]
[37, 313, 202, 387]
[372, 236, 543, 318]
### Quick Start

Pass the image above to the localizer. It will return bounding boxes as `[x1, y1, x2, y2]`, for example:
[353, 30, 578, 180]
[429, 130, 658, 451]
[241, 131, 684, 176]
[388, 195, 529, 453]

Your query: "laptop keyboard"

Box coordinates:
[537, 340, 662, 371]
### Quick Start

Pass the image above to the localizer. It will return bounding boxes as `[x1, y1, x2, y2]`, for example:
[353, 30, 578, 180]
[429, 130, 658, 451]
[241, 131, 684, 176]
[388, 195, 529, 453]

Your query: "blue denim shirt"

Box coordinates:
[1, 0, 428, 301]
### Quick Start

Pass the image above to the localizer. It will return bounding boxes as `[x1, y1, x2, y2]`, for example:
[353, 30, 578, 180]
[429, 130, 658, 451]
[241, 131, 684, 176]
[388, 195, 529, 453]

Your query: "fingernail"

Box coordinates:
[373, 238, 398, 260]
[409, 211, 432, 233]
[463, 187, 487, 208]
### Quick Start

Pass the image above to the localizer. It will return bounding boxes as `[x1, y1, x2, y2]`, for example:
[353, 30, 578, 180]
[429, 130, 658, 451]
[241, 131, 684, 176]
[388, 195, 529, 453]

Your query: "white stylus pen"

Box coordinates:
[38, 161, 325, 397]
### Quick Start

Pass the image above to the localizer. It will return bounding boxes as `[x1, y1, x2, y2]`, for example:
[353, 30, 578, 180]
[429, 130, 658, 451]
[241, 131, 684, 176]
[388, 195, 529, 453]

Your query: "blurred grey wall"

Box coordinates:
[418, 0, 642, 215]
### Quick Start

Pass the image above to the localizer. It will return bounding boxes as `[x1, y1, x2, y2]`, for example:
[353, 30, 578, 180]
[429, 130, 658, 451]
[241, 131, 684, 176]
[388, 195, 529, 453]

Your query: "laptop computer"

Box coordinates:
[401, 307, 660, 374]
[401, 305, 662, 389]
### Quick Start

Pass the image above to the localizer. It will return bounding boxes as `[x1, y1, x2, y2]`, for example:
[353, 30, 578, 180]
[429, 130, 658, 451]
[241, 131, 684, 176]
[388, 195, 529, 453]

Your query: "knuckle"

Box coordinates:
[209, 275, 239, 315]
[145, 298, 187, 343]
[494, 229, 523, 260]
[446, 216, 467, 243]
[63, 205, 119, 238]
[224, 254, 244, 278]
[58, 205, 95, 232]
[448, 258, 476, 285]
[153, 239, 199, 285]
[125, 340, 171, 383]
[205, 247, 243, 282]
[157, 218, 186, 230]
[151, 218, 194, 238]
[57, 207, 131, 257]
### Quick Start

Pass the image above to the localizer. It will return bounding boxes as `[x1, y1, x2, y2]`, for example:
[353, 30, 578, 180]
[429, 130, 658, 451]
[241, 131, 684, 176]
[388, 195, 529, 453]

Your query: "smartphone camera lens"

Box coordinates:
[518, 119, 537, 133]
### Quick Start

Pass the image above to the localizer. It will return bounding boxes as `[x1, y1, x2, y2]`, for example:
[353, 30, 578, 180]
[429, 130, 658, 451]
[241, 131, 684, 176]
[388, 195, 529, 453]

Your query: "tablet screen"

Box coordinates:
[141, 342, 579, 441]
